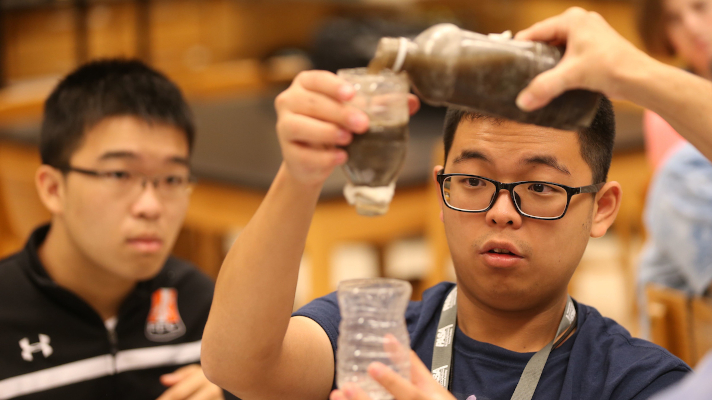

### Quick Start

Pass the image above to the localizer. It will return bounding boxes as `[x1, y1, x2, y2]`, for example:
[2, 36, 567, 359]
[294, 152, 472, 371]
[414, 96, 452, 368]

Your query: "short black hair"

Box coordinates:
[442, 96, 615, 183]
[40, 59, 195, 168]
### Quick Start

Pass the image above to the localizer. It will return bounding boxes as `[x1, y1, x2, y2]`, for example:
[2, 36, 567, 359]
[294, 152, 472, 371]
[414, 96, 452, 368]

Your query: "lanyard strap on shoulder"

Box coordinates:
[431, 286, 458, 388]
[431, 286, 577, 400]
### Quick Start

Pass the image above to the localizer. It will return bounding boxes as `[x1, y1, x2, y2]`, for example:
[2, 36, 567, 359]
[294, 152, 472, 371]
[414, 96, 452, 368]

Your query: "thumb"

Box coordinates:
[408, 350, 439, 388]
[516, 59, 579, 112]
[160, 364, 197, 386]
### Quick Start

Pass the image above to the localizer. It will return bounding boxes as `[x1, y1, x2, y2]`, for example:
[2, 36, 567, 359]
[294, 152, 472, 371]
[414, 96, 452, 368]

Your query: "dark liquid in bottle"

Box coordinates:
[373, 44, 601, 130]
[343, 123, 409, 187]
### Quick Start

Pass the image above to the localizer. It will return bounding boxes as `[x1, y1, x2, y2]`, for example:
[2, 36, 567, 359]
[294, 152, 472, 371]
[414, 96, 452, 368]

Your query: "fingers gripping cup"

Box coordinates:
[338, 68, 410, 216]
[337, 278, 412, 400]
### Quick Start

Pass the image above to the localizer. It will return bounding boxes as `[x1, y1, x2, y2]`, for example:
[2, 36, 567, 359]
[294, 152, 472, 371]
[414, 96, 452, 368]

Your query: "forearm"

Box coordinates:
[202, 162, 321, 386]
[614, 55, 712, 161]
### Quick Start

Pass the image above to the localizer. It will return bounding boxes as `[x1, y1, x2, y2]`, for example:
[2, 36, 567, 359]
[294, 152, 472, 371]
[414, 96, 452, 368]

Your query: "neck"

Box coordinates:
[39, 222, 136, 321]
[455, 287, 570, 353]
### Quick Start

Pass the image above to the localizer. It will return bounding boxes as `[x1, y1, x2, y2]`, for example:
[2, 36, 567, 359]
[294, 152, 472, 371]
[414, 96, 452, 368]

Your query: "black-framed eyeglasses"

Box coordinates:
[436, 171, 605, 220]
[62, 166, 196, 200]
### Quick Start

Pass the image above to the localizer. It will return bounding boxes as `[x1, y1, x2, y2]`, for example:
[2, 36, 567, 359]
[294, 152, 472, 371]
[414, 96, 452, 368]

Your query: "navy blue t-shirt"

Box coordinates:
[293, 282, 690, 400]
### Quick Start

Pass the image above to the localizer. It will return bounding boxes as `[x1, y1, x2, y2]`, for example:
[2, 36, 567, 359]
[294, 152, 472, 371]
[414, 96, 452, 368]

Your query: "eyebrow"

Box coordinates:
[98, 151, 190, 166]
[521, 155, 571, 176]
[452, 150, 571, 175]
[452, 150, 491, 164]
[98, 151, 138, 161]
[168, 156, 191, 167]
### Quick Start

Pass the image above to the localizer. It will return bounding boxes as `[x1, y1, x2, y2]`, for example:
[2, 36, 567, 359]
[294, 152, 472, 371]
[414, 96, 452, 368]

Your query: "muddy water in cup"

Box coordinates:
[343, 123, 408, 187]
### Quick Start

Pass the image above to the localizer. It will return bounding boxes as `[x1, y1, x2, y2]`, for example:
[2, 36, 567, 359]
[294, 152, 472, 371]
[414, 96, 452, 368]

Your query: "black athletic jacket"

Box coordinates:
[0, 225, 234, 399]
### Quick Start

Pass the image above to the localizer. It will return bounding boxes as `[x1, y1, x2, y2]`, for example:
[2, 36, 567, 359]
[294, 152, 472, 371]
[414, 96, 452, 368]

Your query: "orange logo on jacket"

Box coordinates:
[146, 288, 186, 342]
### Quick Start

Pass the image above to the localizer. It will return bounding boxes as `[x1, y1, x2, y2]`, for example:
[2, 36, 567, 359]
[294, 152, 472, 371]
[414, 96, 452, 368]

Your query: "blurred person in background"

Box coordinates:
[637, 0, 711, 170]
[0, 60, 229, 400]
[201, 8, 692, 400]
[635, 0, 712, 337]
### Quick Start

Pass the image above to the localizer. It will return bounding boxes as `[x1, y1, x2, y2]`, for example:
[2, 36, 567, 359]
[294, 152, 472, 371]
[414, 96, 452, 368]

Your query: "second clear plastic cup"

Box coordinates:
[336, 278, 412, 400]
[337, 68, 410, 216]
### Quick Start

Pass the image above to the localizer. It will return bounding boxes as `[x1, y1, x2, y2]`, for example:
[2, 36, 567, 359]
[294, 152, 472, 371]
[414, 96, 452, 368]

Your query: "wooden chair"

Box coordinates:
[0, 187, 23, 257]
[607, 150, 651, 328]
[423, 141, 453, 291]
[0, 140, 50, 257]
[179, 180, 430, 298]
[691, 297, 712, 366]
[645, 283, 695, 366]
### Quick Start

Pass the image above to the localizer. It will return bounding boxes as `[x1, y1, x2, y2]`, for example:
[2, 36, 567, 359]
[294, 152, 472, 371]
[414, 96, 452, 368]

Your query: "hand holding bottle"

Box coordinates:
[516, 7, 712, 165]
[330, 350, 455, 400]
[514, 7, 652, 111]
[274, 70, 420, 188]
[274, 71, 369, 187]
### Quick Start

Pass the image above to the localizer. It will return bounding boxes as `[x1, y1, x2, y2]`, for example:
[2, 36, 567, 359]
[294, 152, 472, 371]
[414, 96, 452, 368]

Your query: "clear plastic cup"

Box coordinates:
[336, 278, 412, 400]
[337, 68, 410, 216]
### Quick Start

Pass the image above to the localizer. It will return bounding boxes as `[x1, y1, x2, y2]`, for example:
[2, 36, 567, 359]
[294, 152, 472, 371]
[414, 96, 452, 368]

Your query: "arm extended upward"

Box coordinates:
[201, 70, 373, 400]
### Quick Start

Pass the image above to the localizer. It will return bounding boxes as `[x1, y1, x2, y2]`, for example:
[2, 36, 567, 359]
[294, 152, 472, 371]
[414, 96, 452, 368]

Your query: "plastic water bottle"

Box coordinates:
[368, 23, 602, 131]
[337, 278, 412, 400]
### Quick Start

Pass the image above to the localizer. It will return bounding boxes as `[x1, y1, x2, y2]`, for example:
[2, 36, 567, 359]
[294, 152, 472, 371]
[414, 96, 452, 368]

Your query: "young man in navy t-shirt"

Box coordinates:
[201, 10, 693, 400]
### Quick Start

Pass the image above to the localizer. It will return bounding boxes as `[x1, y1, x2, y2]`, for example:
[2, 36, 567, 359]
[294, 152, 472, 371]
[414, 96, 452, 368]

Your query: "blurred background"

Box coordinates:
[0, 0, 688, 362]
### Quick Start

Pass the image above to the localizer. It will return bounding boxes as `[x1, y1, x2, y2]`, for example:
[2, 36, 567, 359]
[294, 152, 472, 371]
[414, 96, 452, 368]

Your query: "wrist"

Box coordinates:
[275, 163, 325, 198]
[607, 48, 660, 104]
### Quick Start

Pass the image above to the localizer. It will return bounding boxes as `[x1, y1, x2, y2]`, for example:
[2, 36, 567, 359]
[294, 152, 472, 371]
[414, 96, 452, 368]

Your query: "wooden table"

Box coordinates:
[179, 179, 430, 300]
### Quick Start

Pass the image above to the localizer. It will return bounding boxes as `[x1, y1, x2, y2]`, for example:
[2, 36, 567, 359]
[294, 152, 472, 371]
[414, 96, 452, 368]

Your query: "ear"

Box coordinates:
[590, 181, 622, 238]
[432, 165, 445, 223]
[35, 165, 65, 215]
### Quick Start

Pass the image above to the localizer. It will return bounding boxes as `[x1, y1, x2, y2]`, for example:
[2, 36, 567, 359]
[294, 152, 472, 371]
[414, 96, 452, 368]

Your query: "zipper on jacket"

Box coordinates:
[107, 324, 119, 374]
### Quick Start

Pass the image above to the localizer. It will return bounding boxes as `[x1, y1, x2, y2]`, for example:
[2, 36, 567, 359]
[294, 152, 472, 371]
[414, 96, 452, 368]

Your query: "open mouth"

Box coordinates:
[489, 248, 515, 255]
[480, 241, 524, 267]
[481, 243, 524, 267]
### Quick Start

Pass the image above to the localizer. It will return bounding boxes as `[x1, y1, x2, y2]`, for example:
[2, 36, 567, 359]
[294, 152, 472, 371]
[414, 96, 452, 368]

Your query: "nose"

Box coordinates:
[131, 179, 163, 220]
[485, 190, 522, 228]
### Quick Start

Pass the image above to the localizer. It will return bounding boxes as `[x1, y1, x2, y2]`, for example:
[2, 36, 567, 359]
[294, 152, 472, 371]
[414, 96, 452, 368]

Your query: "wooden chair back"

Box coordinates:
[691, 297, 712, 366]
[0, 141, 50, 255]
[645, 283, 695, 366]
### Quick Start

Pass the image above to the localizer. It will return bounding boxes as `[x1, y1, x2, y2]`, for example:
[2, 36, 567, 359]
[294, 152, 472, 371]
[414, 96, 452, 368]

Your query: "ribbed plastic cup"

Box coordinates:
[337, 68, 410, 216]
[336, 278, 412, 400]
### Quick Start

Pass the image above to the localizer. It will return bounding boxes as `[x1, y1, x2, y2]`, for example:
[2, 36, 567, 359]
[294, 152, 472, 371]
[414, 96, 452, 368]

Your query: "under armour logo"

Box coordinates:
[19, 334, 53, 362]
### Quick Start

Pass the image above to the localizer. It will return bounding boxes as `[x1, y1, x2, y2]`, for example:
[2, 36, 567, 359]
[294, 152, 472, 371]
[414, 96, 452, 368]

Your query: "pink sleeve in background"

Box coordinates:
[643, 110, 687, 173]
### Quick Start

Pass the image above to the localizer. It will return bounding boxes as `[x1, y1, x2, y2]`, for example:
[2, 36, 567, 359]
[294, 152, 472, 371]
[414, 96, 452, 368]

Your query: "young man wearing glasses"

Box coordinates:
[202, 12, 692, 400]
[0, 60, 228, 399]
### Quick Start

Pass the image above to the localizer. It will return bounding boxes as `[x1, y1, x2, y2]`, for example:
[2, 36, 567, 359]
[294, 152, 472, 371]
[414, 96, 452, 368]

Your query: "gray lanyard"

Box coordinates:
[431, 286, 577, 400]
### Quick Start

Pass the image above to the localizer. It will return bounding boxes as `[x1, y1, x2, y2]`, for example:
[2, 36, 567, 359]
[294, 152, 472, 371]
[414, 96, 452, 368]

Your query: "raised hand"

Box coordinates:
[274, 70, 368, 186]
[514, 7, 651, 111]
[275, 70, 420, 187]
